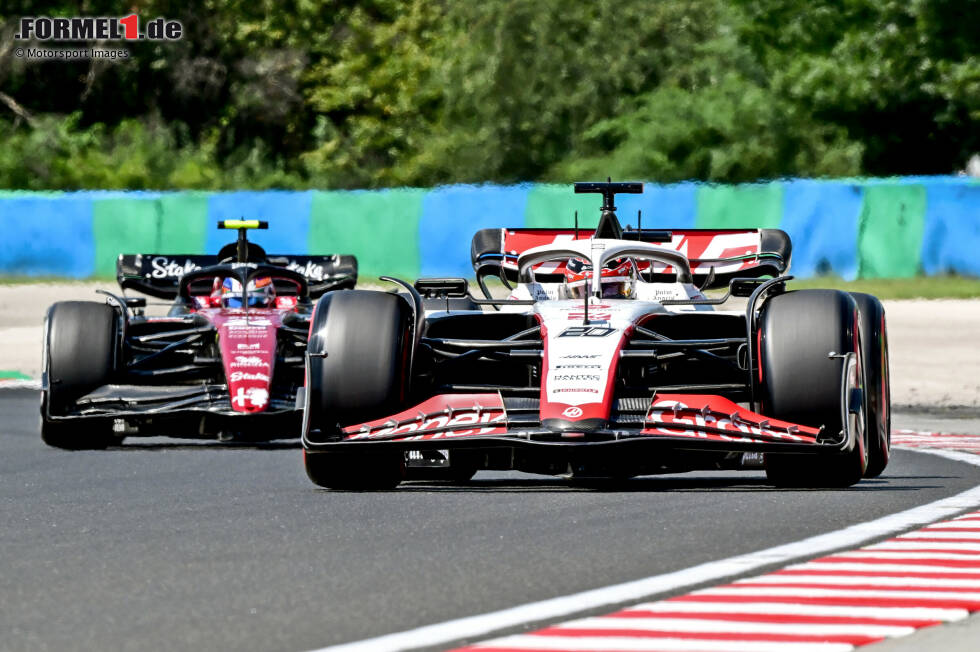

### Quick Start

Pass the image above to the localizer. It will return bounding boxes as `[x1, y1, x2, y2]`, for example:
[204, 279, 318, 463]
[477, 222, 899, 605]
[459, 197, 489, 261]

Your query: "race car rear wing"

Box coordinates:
[116, 253, 358, 299]
[471, 227, 791, 288]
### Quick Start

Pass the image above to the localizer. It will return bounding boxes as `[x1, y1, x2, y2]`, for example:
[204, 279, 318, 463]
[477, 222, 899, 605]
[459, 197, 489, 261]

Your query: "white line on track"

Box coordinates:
[312, 445, 980, 652]
[0, 379, 40, 390]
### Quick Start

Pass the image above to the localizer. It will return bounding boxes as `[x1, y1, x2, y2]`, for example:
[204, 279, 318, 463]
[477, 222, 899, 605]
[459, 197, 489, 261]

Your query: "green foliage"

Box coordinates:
[0, 113, 302, 190]
[300, 0, 443, 188]
[0, 0, 977, 189]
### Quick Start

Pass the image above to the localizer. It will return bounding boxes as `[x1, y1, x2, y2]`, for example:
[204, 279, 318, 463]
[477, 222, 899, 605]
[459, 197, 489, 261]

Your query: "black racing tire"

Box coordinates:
[41, 301, 119, 450]
[851, 292, 891, 478]
[759, 290, 868, 488]
[304, 450, 404, 490]
[303, 291, 411, 489]
[305, 290, 411, 437]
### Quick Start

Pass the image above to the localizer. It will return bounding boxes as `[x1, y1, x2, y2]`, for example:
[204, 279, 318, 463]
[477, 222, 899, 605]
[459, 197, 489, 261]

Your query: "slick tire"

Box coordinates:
[41, 301, 119, 450]
[851, 292, 891, 478]
[305, 291, 410, 439]
[759, 290, 868, 488]
[304, 450, 404, 490]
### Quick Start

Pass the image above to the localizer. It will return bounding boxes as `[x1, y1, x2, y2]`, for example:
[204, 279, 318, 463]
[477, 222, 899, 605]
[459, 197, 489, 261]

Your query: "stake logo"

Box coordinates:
[16, 15, 182, 41]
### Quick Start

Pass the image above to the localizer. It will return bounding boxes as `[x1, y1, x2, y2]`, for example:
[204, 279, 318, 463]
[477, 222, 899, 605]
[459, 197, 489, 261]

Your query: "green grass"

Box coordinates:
[785, 275, 980, 300]
[3, 274, 979, 300]
[0, 276, 115, 285]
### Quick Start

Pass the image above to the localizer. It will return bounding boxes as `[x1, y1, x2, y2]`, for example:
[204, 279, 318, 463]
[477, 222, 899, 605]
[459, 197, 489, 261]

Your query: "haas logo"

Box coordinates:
[562, 406, 584, 418]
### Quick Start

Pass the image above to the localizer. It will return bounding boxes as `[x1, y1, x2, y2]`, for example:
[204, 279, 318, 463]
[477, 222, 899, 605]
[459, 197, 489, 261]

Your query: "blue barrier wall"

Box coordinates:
[0, 177, 977, 279]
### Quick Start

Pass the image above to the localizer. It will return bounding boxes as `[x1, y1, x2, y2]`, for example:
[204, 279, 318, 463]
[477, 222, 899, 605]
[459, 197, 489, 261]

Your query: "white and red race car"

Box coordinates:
[301, 182, 890, 489]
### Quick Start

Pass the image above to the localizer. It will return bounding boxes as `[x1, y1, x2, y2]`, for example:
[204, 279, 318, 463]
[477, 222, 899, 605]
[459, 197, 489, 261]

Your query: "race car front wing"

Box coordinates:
[303, 390, 859, 460]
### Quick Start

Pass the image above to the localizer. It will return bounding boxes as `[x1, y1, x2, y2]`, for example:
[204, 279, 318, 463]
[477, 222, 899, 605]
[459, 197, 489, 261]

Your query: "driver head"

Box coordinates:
[563, 257, 637, 299]
[221, 276, 276, 308]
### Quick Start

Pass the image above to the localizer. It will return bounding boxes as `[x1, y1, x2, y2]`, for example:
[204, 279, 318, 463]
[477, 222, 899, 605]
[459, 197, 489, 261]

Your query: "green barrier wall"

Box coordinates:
[0, 177, 976, 280]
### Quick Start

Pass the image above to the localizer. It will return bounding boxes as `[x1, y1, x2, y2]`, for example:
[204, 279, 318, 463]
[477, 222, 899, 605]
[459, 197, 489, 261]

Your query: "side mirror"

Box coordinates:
[730, 278, 767, 297]
[414, 278, 470, 299]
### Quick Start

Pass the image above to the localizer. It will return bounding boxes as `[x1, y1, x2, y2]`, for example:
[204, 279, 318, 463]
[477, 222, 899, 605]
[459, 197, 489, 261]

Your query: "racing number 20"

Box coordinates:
[559, 326, 615, 337]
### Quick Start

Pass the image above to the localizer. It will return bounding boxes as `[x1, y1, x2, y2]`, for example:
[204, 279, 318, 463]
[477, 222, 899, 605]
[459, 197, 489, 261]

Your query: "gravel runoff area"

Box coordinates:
[1, 281, 977, 409]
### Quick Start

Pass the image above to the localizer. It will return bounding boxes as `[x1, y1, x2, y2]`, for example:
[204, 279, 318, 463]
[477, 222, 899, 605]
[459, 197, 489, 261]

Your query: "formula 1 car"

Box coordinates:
[301, 182, 890, 489]
[41, 220, 357, 448]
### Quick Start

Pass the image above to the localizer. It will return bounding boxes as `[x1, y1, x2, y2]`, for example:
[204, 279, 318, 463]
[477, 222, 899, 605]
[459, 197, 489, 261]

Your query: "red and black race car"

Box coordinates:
[41, 220, 357, 448]
[300, 182, 890, 490]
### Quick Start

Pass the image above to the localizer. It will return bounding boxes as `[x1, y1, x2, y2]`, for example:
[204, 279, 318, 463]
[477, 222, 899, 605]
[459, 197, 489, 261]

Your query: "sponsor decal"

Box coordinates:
[647, 399, 804, 441]
[568, 311, 611, 321]
[559, 326, 616, 338]
[566, 305, 612, 321]
[229, 371, 270, 383]
[560, 354, 601, 359]
[230, 355, 268, 368]
[552, 374, 601, 382]
[236, 343, 262, 350]
[224, 317, 273, 329]
[285, 260, 326, 281]
[562, 406, 583, 418]
[552, 388, 599, 393]
[149, 256, 201, 278]
[351, 412, 506, 440]
[554, 364, 602, 369]
[225, 325, 271, 333]
[231, 386, 269, 409]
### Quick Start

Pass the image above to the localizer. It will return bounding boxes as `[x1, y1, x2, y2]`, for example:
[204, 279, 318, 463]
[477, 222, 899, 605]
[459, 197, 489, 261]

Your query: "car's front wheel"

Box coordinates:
[41, 301, 119, 449]
[303, 290, 412, 489]
[759, 290, 868, 488]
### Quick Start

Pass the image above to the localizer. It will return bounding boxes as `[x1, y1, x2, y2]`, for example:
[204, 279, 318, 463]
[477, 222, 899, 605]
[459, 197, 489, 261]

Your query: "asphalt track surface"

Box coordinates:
[2, 388, 979, 652]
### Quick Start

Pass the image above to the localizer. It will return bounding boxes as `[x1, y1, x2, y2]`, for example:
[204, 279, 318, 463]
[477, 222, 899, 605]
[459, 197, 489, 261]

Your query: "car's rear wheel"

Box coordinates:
[303, 290, 411, 489]
[41, 301, 119, 449]
[759, 290, 868, 488]
[851, 292, 890, 478]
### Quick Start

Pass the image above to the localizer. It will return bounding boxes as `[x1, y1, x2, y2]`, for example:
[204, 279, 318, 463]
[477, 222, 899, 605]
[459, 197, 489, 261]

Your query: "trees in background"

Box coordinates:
[0, 0, 977, 189]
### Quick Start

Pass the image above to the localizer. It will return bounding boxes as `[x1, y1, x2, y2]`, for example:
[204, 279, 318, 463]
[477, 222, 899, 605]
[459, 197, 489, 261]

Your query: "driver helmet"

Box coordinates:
[221, 276, 275, 308]
[563, 257, 637, 299]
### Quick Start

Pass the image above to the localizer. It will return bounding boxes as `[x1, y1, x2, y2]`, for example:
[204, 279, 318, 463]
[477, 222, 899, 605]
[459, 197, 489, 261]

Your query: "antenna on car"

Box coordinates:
[637, 209, 642, 234]
[218, 219, 269, 310]
[218, 219, 268, 263]
[570, 180, 643, 324]
[583, 271, 589, 325]
[573, 179, 641, 239]
[574, 211, 579, 240]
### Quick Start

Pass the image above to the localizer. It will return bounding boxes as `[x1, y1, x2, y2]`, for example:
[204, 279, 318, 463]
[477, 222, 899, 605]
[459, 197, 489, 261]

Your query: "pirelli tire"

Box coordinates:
[759, 290, 868, 488]
[851, 292, 890, 478]
[41, 301, 119, 450]
[304, 290, 411, 489]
